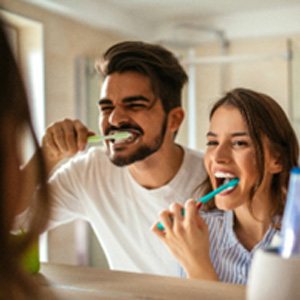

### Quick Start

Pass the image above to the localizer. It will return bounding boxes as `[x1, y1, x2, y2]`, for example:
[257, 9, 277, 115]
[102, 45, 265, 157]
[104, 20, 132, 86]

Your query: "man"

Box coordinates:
[22, 41, 206, 276]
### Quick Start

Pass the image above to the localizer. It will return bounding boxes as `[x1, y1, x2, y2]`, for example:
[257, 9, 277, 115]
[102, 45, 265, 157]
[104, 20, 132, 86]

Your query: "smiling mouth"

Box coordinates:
[214, 171, 239, 192]
[108, 129, 141, 145]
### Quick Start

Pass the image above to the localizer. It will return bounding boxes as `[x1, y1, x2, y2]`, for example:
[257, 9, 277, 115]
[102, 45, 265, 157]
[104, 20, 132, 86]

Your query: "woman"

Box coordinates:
[153, 88, 299, 284]
[0, 19, 50, 299]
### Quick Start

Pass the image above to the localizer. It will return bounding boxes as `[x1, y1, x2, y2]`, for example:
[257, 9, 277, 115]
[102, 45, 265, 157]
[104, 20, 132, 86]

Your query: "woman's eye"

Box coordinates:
[232, 140, 249, 147]
[206, 140, 218, 147]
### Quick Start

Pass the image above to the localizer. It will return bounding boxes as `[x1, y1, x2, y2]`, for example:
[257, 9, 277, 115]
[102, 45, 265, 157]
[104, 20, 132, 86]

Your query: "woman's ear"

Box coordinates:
[168, 107, 185, 133]
[269, 154, 283, 174]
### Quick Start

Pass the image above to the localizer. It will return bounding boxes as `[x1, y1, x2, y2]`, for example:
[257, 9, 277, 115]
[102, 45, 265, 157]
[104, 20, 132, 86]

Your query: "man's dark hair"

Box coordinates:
[95, 41, 188, 113]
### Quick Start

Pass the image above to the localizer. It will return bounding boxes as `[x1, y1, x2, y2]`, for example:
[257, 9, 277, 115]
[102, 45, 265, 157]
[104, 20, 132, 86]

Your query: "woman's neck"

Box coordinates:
[233, 201, 272, 251]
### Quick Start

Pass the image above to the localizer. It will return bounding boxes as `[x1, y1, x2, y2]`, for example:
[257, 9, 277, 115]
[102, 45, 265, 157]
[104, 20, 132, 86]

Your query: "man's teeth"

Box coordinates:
[110, 131, 135, 144]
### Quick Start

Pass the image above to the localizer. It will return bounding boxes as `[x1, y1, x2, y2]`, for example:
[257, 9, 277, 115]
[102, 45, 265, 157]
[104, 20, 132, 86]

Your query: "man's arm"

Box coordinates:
[17, 119, 95, 214]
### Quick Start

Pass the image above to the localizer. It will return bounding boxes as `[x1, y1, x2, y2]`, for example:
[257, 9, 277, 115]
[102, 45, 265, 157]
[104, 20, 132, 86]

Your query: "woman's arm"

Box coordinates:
[152, 199, 219, 281]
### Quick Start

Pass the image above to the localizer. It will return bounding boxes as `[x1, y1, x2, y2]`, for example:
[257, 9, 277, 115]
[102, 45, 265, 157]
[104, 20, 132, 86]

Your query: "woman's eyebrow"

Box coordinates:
[231, 131, 249, 137]
[206, 131, 249, 137]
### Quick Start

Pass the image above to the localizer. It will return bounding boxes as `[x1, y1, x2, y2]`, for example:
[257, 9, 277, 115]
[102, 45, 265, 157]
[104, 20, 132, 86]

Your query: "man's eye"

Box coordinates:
[127, 103, 147, 109]
[100, 106, 113, 112]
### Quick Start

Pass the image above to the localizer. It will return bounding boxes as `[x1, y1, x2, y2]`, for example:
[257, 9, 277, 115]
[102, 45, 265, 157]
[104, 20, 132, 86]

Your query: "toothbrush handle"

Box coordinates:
[156, 179, 239, 231]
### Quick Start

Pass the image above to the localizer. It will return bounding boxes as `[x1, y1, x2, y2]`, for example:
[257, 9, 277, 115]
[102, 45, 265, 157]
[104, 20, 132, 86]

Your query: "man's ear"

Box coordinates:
[168, 107, 184, 133]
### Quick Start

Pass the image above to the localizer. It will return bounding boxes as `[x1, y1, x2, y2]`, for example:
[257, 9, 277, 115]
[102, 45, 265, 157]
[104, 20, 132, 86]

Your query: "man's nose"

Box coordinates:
[108, 106, 130, 127]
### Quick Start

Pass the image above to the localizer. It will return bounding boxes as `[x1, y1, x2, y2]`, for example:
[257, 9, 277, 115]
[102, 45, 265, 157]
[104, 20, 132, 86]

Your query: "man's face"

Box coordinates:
[98, 71, 168, 166]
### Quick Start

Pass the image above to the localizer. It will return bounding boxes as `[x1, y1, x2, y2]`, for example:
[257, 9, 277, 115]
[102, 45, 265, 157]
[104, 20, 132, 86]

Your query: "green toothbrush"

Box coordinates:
[88, 131, 132, 143]
[157, 178, 239, 231]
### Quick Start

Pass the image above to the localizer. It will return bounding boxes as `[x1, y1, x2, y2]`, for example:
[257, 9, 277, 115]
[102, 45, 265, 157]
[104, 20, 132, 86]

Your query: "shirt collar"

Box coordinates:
[221, 211, 280, 253]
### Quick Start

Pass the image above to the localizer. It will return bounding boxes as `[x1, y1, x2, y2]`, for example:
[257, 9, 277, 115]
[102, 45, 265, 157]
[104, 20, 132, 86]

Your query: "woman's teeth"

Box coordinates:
[225, 182, 236, 192]
[214, 171, 238, 190]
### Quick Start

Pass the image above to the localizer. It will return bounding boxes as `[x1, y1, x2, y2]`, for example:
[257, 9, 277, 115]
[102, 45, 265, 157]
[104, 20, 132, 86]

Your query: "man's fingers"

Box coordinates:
[42, 132, 60, 157]
[45, 120, 72, 153]
[43, 119, 92, 161]
[73, 120, 92, 151]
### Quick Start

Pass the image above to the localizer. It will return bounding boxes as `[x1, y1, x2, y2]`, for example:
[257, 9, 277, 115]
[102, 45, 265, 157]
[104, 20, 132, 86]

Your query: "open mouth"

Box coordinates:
[108, 129, 141, 145]
[214, 171, 239, 192]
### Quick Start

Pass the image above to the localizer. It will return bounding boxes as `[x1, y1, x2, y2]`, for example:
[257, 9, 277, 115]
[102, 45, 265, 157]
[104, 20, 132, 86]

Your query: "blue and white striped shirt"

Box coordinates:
[179, 210, 279, 284]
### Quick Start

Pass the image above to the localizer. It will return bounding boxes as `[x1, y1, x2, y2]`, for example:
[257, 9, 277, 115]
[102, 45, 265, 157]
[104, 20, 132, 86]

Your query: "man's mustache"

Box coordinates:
[105, 124, 143, 135]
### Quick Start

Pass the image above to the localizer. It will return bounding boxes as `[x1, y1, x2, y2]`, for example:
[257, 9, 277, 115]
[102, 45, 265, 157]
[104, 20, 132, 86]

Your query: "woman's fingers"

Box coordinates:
[158, 210, 174, 232]
[169, 202, 183, 226]
[184, 199, 207, 229]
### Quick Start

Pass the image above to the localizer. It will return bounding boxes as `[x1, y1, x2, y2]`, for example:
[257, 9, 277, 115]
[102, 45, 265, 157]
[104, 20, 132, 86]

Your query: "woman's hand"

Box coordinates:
[152, 199, 218, 281]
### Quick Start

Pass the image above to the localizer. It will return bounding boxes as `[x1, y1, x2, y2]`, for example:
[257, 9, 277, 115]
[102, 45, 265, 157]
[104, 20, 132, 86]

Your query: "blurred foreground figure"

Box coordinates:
[0, 19, 50, 299]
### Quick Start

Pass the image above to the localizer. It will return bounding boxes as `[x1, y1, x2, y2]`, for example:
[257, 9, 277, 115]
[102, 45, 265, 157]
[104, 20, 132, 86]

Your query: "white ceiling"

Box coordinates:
[22, 0, 300, 43]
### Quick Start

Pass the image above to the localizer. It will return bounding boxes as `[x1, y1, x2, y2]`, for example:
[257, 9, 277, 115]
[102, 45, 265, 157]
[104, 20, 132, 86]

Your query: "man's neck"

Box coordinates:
[128, 144, 184, 189]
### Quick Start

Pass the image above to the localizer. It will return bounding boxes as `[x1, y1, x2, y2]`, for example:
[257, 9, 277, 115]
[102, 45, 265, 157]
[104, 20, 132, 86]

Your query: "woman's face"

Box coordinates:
[204, 105, 281, 211]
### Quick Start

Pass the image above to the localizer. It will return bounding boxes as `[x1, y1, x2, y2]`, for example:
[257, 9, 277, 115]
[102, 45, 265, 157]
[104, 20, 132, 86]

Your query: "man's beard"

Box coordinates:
[108, 116, 168, 167]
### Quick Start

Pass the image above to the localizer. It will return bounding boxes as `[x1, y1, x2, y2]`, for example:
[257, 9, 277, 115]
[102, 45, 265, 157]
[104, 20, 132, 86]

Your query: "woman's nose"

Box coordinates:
[213, 144, 232, 163]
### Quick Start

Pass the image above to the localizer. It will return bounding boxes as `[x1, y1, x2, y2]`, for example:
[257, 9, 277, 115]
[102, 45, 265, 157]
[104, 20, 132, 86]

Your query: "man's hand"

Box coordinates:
[16, 119, 95, 216]
[42, 119, 95, 174]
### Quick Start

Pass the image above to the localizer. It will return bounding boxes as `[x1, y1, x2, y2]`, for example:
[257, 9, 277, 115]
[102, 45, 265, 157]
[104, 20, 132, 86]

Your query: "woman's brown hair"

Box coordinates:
[201, 88, 299, 221]
[0, 19, 50, 299]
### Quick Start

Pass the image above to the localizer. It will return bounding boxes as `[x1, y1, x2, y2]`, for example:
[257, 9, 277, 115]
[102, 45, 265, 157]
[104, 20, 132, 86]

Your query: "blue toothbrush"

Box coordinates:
[157, 178, 239, 231]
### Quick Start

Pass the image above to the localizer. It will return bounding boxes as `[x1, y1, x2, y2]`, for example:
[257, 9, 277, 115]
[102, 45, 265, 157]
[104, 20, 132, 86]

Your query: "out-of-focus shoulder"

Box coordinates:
[183, 146, 204, 159]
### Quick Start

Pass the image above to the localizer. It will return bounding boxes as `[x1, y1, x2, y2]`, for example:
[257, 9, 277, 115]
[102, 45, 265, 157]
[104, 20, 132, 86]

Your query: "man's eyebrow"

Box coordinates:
[206, 131, 249, 137]
[122, 95, 151, 103]
[98, 98, 112, 105]
[206, 131, 215, 137]
[98, 95, 151, 106]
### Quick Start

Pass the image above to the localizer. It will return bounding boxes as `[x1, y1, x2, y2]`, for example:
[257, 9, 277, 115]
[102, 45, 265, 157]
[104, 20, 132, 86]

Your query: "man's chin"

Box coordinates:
[109, 153, 146, 167]
[109, 155, 133, 167]
[107, 146, 160, 167]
